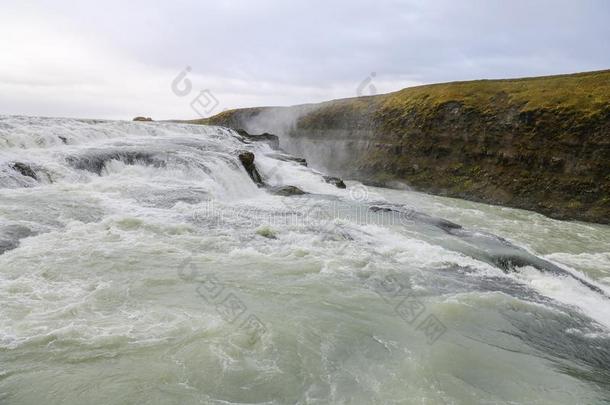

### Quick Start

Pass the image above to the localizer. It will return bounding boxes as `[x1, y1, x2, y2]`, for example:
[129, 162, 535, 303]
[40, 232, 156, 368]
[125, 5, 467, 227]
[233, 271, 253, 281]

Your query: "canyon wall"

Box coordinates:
[196, 70, 610, 224]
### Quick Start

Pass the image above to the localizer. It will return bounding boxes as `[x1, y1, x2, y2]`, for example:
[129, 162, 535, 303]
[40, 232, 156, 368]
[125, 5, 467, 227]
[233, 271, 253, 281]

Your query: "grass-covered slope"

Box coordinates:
[198, 70, 610, 223]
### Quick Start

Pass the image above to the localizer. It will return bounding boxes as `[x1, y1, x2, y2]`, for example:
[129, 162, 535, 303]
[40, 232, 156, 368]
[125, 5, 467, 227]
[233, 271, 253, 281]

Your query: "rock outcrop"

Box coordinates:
[268, 185, 307, 196]
[238, 151, 263, 185]
[237, 150, 313, 195]
[236, 129, 280, 150]
[266, 152, 307, 166]
[10, 162, 38, 180]
[323, 176, 347, 189]
[66, 150, 165, 175]
[133, 116, 153, 122]
[197, 70, 610, 224]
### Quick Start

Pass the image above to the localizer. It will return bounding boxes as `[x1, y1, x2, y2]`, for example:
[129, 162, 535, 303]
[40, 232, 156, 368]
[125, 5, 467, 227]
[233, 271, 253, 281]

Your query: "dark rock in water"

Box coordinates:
[369, 206, 394, 213]
[448, 226, 610, 298]
[367, 201, 609, 298]
[0, 224, 34, 255]
[268, 185, 307, 196]
[58, 136, 68, 144]
[238, 151, 255, 167]
[133, 116, 153, 121]
[236, 129, 280, 150]
[323, 176, 346, 189]
[368, 204, 459, 231]
[293, 157, 307, 166]
[430, 217, 463, 232]
[66, 150, 165, 175]
[267, 152, 307, 166]
[238, 151, 263, 185]
[239, 152, 255, 169]
[491, 254, 536, 272]
[10, 162, 37, 180]
[489, 250, 607, 297]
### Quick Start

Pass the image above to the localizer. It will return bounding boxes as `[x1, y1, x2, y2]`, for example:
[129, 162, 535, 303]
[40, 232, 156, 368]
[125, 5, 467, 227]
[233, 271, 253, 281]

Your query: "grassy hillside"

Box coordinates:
[197, 70, 610, 223]
[387, 70, 610, 117]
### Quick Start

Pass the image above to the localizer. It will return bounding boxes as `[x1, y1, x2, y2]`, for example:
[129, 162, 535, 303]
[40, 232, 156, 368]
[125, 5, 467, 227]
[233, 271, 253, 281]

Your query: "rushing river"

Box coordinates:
[0, 115, 609, 404]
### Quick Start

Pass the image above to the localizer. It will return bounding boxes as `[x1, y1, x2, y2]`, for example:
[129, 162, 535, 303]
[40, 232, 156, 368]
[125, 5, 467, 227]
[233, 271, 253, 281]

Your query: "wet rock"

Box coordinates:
[0, 224, 34, 255]
[491, 254, 534, 272]
[236, 129, 280, 150]
[447, 227, 609, 298]
[58, 136, 68, 144]
[369, 204, 460, 232]
[367, 202, 608, 297]
[66, 150, 164, 175]
[10, 162, 37, 180]
[238, 151, 255, 166]
[133, 116, 153, 121]
[268, 185, 307, 196]
[267, 152, 307, 166]
[323, 175, 346, 189]
[238, 151, 263, 185]
[430, 218, 463, 232]
[369, 206, 394, 213]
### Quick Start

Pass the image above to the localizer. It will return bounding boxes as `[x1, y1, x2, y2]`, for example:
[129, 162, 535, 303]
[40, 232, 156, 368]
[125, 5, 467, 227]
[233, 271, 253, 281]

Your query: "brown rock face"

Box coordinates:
[133, 116, 153, 122]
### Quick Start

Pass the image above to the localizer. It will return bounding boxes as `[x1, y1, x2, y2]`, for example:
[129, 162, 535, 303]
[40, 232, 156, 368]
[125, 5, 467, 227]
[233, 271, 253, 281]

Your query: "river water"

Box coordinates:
[0, 115, 609, 404]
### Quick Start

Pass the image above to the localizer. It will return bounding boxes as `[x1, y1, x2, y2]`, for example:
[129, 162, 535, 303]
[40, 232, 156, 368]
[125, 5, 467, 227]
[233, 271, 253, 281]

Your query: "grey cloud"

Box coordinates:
[1, 0, 609, 119]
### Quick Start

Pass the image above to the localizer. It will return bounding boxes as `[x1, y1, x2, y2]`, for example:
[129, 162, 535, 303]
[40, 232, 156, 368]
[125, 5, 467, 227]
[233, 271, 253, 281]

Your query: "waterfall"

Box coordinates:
[1, 115, 609, 404]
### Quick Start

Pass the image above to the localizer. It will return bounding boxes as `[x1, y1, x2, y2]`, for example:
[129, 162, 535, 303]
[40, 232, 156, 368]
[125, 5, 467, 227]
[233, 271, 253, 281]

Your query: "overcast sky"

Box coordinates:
[1, 0, 609, 120]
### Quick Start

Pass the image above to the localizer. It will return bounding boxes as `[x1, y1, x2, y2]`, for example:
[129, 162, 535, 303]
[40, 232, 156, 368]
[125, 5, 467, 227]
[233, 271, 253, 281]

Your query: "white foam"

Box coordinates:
[511, 265, 610, 329]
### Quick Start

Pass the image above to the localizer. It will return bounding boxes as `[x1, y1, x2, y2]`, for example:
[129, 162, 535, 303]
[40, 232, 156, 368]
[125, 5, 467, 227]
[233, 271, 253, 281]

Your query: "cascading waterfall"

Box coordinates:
[1, 115, 609, 404]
